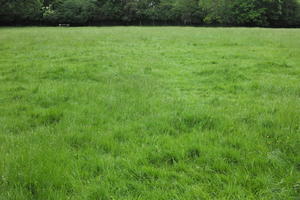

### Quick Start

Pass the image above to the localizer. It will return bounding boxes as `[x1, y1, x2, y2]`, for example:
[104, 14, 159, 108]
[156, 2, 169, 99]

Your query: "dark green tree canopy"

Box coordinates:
[0, 0, 299, 26]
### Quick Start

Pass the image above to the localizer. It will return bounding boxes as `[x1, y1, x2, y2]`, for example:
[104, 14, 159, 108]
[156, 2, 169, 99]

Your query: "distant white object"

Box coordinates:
[59, 24, 70, 27]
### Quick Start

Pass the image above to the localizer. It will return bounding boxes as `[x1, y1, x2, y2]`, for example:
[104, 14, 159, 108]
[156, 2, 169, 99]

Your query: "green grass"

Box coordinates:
[0, 27, 300, 200]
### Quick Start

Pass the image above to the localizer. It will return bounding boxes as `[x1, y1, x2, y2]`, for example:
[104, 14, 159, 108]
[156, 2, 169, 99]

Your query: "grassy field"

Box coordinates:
[0, 27, 299, 200]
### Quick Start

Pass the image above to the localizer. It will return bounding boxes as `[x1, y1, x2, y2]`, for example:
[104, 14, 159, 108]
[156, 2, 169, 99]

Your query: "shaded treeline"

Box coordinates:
[0, 0, 299, 27]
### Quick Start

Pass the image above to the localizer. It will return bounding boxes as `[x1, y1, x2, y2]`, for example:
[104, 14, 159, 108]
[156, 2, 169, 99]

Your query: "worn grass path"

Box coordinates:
[0, 27, 300, 199]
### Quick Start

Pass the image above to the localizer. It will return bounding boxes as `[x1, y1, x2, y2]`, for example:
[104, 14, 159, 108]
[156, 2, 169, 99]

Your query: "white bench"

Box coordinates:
[58, 24, 70, 27]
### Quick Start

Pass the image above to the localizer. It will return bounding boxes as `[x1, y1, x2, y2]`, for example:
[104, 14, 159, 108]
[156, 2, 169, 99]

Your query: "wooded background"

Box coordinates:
[0, 0, 299, 27]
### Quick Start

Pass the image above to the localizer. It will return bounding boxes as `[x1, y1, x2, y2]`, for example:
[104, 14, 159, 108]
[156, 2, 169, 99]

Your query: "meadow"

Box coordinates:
[0, 27, 299, 199]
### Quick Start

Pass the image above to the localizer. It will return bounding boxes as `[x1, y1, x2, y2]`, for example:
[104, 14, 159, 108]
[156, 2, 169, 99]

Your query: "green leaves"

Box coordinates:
[0, 0, 299, 26]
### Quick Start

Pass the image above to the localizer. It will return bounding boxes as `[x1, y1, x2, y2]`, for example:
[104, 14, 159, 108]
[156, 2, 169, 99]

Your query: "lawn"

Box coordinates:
[0, 27, 299, 200]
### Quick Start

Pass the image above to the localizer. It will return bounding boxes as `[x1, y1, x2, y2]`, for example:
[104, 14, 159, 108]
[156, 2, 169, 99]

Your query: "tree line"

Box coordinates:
[0, 0, 299, 27]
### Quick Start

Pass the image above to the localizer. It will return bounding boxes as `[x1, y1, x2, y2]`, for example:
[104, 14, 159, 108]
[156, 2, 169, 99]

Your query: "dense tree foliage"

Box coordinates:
[0, 0, 299, 26]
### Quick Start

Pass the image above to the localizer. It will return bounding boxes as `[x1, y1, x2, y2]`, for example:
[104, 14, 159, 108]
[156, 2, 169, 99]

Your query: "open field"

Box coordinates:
[0, 27, 300, 199]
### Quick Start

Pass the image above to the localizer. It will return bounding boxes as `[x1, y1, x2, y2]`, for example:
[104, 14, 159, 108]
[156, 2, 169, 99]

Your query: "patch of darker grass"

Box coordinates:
[34, 94, 69, 108]
[148, 152, 179, 167]
[29, 109, 63, 127]
[185, 148, 201, 160]
[127, 168, 159, 183]
[88, 187, 110, 200]
[259, 61, 293, 69]
[68, 134, 92, 150]
[155, 112, 219, 136]
[41, 67, 73, 81]
[194, 68, 248, 84]
[222, 150, 241, 165]
[172, 112, 219, 133]
[25, 183, 37, 197]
